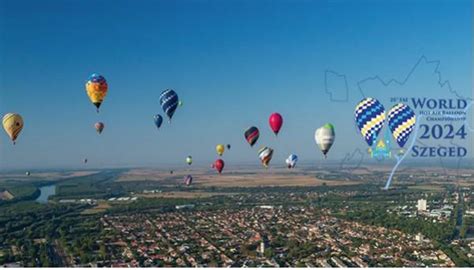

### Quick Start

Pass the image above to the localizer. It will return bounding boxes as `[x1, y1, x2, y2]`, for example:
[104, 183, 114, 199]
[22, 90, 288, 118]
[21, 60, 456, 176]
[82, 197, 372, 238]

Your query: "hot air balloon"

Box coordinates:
[269, 113, 283, 136]
[387, 103, 416, 148]
[159, 89, 179, 122]
[84, 158, 88, 164]
[258, 147, 274, 168]
[244, 126, 259, 147]
[154, 114, 163, 130]
[355, 97, 385, 147]
[214, 159, 224, 174]
[2, 113, 23, 144]
[184, 175, 193, 186]
[178, 100, 183, 107]
[85, 73, 108, 113]
[95, 122, 104, 134]
[186, 156, 193, 165]
[216, 144, 225, 156]
[315, 123, 336, 158]
[286, 154, 298, 169]
[25, 171, 31, 176]
[226, 144, 231, 150]
[170, 170, 174, 175]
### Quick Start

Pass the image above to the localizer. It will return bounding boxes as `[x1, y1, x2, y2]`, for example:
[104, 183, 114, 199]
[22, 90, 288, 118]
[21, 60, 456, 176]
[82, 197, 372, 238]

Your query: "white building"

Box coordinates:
[417, 199, 427, 212]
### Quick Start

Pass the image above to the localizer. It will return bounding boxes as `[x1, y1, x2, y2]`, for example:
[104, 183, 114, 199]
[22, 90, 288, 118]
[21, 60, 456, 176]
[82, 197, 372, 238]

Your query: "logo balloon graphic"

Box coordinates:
[387, 103, 416, 148]
[354, 98, 386, 147]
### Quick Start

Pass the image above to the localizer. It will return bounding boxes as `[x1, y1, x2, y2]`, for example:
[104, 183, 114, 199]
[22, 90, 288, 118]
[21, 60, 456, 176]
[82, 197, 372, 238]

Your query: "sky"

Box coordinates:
[0, 0, 472, 170]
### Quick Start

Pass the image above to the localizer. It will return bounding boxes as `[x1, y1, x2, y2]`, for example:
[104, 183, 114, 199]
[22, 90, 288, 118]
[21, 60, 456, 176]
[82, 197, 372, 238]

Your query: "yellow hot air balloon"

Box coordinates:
[85, 73, 108, 112]
[2, 113, 24, 144]
[216, 144, 225, 156]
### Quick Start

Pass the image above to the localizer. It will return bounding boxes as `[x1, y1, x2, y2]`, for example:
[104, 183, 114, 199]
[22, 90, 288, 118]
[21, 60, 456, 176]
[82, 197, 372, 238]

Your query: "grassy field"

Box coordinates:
[117, 168, 361, 187]
[139, 191, 238, 199]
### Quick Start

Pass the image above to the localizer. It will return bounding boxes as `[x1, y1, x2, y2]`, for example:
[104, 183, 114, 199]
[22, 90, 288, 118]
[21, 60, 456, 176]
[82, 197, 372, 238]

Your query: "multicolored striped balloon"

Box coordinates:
[354, 97, 386, 147]
[85, 73, 108, 112]
[159, 89, 179, 122]
[244, 126, 259, 147]
[387, 103, 416, 148]
[258, 146, 274, 168]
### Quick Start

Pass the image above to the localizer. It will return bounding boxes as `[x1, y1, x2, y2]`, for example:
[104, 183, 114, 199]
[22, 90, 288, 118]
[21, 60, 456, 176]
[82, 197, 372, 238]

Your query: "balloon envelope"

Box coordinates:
[159, 89, 179, 121]
[269, 113, 283, 135]
[2, 113, 23, 144]
[244, 126, 259, 147]
[214, 159, 224, 174]
[387, 103, 416, 148]
[286, 154, 298, 168]
[186, 156, 193, 165]
[216, 144, 225, 156]
[154, 114, 163, 129]
[95, 122, 104, 134]
[85, 73, 108, 112]
[354, 98, 385, 146]
[315, 123, 335, 158]
[184, 175, 193, 186]
[258, 147, 274, 168]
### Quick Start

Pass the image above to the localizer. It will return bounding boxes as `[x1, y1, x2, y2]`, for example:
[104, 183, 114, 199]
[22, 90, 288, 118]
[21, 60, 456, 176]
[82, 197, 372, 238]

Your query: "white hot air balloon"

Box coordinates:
[315, 123, 335, 158]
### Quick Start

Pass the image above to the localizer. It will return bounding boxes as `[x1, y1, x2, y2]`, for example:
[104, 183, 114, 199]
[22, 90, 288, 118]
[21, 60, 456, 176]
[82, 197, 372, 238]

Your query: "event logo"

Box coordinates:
[355, 97, 469, 159]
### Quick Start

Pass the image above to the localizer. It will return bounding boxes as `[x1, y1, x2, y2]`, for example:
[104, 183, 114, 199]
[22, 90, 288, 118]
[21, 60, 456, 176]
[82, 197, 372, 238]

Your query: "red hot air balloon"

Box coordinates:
[214, 159, 224, 174]
[269, 113, 283, 136]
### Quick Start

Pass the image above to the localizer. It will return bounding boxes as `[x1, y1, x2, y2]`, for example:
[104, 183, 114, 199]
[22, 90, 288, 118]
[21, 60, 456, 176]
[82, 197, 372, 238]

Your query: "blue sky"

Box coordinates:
[0, 0, 471, 170]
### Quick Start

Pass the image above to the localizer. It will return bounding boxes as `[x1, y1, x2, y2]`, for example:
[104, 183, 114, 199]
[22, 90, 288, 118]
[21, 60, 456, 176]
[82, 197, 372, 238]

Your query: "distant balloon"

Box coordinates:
[214, 159, 225, 174]
[85, 73, 108, 113]
[244, 126, 259, 147]
[226, 144, 231, 150]
[216, 144, 225, 156]
[184, 175, 193, 186]
[269, 113, 283, 136]
[170, 170, 174, 175]
[25, 171, 31, 176]
[154, 114, 163, 130]
[387, 103, 416, 148]
[315, 123, 336, 158]
[84, 158, 88, 164]
[186, 156, 193, 165]
[2, 113, 24, 145]
[178, 100, 183, 107]
[286, 154, 298, 169]
[258, 147, 274, 168]
[159, 89, 179, 122]
[95, 122, 104, 134]
[355, 98, 385, 147]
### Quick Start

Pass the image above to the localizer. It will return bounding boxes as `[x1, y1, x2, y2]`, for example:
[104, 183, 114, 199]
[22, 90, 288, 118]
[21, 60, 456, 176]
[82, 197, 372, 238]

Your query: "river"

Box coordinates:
[35, 185, 56, 203]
